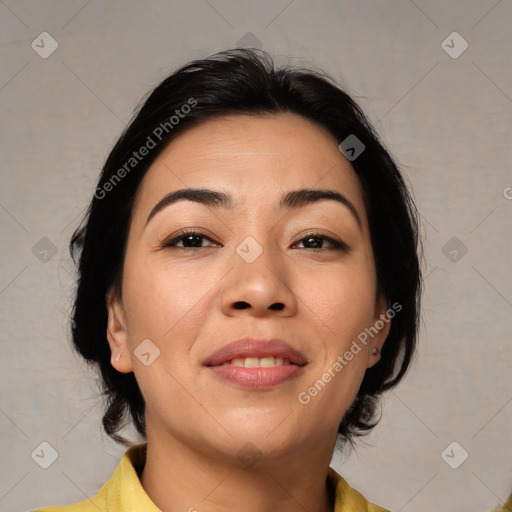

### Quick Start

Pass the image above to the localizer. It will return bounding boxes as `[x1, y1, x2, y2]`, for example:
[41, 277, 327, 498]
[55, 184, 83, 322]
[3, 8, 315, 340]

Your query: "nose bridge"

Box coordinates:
[220, 234, 298, 317]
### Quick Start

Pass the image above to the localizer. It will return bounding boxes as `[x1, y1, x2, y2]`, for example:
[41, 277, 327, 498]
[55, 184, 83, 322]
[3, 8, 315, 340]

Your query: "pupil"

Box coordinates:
[184, 235, 202, 247]
[306, 236, 321, 248]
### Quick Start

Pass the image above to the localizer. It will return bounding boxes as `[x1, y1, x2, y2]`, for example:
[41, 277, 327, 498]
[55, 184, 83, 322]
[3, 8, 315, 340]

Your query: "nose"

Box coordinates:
[220, 243, 298, 318]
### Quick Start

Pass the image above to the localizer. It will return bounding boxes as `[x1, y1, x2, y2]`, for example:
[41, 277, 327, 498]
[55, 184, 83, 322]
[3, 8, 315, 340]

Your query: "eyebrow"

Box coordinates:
[144, 187, 362, 230]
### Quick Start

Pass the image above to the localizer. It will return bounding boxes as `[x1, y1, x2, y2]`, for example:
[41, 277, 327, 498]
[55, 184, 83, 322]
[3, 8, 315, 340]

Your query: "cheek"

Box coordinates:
[292, 263, 375, 417]
[295, 261, 377, 339]
[121, 257, 219, 344]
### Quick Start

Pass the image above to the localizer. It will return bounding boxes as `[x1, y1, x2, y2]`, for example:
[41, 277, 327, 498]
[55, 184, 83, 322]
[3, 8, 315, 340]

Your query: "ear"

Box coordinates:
[366, 295, 393, 369]
[106, 285, 134, 373]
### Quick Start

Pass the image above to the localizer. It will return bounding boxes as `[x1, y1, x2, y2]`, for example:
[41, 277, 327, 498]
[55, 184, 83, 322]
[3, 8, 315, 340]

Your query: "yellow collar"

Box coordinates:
[38, 443, 389, 511]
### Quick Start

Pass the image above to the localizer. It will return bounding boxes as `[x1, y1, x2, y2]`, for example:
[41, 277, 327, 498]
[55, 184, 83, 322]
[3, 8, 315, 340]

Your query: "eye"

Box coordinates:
[293, 233, 348, 251]
[160, 230, 347, 251]
[161, 230, 220, 249]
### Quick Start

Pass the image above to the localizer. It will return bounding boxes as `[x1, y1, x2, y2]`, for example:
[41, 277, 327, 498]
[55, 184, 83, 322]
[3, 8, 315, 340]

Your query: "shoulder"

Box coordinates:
[491, 495, 512, 512]
[328, 466, 391, 512]
[32, 484, 108, 512]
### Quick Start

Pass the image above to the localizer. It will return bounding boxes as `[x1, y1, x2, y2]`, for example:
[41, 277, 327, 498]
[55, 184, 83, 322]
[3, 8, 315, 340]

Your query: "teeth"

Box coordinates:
[260, 357, 277, 367]
[245, 357, 260, 368]
[222, 356, 289, 367]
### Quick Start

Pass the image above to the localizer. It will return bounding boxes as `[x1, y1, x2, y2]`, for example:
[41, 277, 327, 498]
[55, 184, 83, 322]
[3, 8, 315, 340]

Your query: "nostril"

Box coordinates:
[232, 302, 284, 310]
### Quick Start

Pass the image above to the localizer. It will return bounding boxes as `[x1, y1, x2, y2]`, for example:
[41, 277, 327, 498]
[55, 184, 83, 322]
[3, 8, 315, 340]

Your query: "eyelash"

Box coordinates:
[161, 229, 348, 251]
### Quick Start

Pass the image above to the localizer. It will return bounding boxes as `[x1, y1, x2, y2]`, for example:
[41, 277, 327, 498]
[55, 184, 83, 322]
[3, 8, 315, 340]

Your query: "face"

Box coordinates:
[107, 112, 390, 463]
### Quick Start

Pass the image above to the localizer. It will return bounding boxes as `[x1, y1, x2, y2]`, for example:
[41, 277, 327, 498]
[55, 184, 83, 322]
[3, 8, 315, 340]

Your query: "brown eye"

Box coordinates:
[294, 233, 348, 251]
[161, 230, 220, 249]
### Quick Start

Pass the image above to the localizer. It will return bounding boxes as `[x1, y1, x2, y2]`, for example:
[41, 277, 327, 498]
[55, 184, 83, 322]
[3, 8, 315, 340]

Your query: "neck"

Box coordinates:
[140, 427, 337, 512]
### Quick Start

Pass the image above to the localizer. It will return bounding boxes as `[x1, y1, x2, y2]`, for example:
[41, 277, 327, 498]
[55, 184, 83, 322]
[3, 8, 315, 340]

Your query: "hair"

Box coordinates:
[69, 48, 422, 447]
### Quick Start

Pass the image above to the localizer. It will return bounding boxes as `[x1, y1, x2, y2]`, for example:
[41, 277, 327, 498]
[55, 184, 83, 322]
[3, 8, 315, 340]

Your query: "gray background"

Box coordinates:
[1, 1, 511, 511]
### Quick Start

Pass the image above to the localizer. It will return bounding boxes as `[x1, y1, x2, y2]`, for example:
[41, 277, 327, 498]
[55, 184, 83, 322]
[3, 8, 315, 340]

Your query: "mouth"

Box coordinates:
[204, 338, 307, 390]
[203, 337, 308, 367]
[216, 356, 297, 368]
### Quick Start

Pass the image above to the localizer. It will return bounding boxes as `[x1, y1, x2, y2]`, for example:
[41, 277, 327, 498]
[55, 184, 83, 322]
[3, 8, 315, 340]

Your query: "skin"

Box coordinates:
[106, 112, 391, 512]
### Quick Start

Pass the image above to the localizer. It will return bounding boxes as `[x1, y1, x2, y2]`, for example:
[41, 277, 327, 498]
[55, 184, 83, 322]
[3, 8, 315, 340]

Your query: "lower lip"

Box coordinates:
[207, 364, 305, 390]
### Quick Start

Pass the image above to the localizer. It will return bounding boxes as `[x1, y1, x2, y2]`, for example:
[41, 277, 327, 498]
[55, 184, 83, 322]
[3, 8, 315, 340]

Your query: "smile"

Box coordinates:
[218, 356, 294, 367]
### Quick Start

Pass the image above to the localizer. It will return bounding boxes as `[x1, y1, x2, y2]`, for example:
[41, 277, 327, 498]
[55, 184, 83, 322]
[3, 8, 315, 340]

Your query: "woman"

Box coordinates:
[36, 48, 422, 511]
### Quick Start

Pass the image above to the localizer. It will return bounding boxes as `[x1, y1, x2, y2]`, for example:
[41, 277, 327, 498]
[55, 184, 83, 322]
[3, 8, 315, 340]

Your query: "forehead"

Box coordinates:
[134, 112, 366, 219]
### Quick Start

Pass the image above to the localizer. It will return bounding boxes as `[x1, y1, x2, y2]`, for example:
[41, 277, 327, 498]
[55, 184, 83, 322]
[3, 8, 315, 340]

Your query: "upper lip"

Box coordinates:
[204, 338, 308, 367]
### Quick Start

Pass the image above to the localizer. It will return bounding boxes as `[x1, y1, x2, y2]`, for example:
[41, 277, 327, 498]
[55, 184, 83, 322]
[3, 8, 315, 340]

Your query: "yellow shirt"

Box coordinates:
[491, 496, 512, 512]
[35, 444, 390, 512]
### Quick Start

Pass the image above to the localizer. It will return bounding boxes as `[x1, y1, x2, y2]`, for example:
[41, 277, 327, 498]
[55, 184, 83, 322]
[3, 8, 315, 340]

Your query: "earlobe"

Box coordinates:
[366, 297, 392, 368]
[106, 287, 134, 373]
[367, 345, 382, 369]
